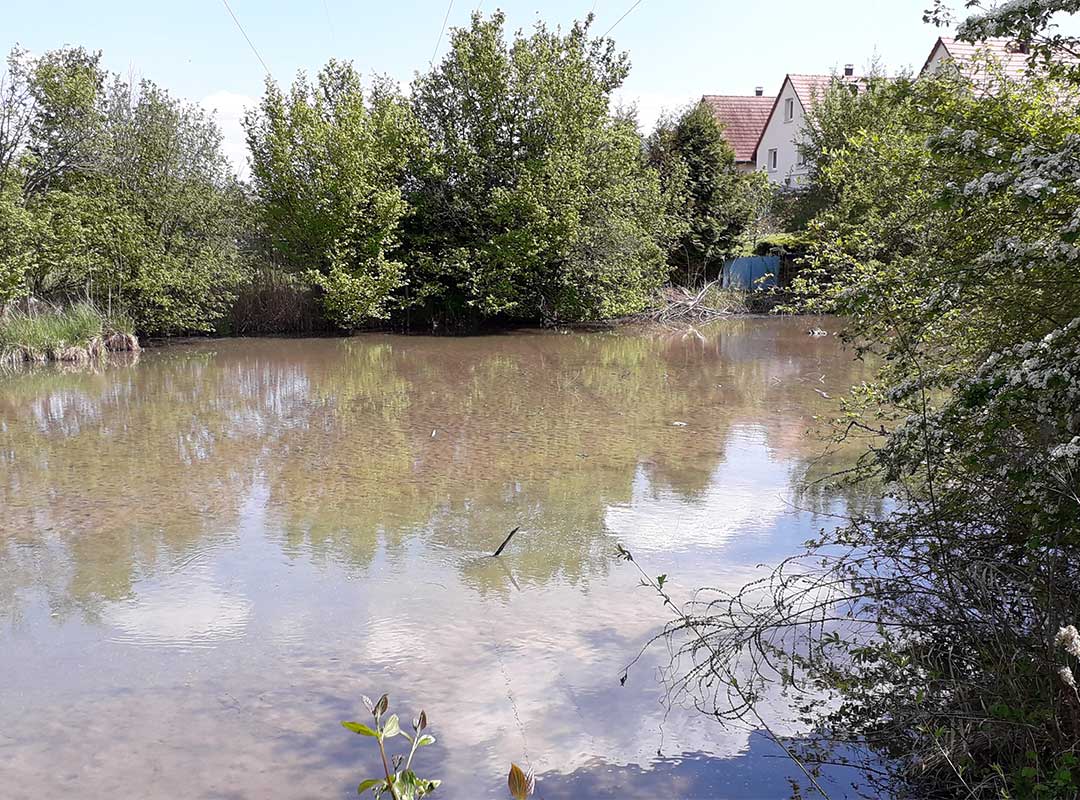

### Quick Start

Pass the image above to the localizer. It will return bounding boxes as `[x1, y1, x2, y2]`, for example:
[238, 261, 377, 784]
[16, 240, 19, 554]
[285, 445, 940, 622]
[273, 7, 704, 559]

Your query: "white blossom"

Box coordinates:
[1056, 625, 1080, 658]
[1058, 665, 1076, 689]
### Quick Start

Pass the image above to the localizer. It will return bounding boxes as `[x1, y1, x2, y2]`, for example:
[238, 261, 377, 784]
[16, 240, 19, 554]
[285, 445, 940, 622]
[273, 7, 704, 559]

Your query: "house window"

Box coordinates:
[784, 97, 794, 122]
[768, 149, 778, 171]
[796, 150, 807, 168]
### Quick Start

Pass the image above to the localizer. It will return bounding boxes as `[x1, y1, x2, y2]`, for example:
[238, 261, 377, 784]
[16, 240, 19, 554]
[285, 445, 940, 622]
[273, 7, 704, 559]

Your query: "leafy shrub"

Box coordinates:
[245, 63, 421, 328]
[647, 101, 748, 284]
[404, 12, 679, 327]
[0, 47, 246, 336]
[658, 3, 1080, 797]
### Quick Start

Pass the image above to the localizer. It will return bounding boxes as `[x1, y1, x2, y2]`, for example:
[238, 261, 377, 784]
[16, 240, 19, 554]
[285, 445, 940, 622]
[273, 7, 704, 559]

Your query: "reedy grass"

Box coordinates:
[0, 303, 138, 366]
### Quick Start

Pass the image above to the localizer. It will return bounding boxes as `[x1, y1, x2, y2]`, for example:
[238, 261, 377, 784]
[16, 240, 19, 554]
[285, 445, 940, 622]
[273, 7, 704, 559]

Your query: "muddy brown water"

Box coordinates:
[0, 318, 870, 799]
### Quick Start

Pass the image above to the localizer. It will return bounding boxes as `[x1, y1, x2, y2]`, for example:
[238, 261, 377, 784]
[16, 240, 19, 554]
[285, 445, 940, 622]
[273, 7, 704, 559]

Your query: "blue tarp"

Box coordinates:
[721, 256, 779, 290]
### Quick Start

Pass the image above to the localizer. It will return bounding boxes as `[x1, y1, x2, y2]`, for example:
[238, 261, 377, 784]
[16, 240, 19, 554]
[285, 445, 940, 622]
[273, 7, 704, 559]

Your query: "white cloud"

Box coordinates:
[104, 567, 251, 649]
[605, 427, 791, 553]
[201, 90, 256, 178]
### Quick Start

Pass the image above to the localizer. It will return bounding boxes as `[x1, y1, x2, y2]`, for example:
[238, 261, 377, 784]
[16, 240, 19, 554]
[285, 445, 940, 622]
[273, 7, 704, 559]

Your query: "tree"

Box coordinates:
[21, 46, 104, 196]
[406, 12, 679, 327]
[0, 46, 246, 334]
[95, 78, 246, 333]
[0, 183, 34, 303]
[662, 4, 1080, 797]
[245, 61, 421, 328]
[647, 101, 748, 284]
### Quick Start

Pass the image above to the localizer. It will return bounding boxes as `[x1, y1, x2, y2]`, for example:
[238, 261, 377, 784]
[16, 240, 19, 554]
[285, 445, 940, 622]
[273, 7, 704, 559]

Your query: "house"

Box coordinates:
[754, 66, 863, 186]
[921, 36, 1031, 84]
[701, 89, 773, 173]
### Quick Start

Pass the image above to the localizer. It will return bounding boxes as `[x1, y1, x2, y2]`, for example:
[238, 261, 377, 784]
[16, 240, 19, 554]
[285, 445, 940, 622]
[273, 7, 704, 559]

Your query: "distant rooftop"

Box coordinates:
[785, 72, 865, 106]
[701, 94, 773, 163]
[923, 37, 1031, 81]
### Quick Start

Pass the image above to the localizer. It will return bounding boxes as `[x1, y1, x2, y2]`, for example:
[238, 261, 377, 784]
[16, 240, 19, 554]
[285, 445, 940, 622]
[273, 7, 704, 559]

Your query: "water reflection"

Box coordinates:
[537, 737, 863, 799]
[0, 319, 867, 798]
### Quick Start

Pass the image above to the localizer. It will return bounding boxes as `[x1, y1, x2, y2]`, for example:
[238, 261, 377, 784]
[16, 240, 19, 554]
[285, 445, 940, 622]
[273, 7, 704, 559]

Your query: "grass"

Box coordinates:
[699, 285, 751, 315]
[227, 265, 331, 335]
[0, 302, 139, 366]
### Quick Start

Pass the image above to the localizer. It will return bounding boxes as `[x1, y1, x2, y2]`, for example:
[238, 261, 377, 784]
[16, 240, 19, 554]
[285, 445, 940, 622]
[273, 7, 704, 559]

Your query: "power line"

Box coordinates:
[220, 0, 272, 77]
[430, 0, 455, 67]
[602, 0, 643, 37]
[322, 0, 337, 52]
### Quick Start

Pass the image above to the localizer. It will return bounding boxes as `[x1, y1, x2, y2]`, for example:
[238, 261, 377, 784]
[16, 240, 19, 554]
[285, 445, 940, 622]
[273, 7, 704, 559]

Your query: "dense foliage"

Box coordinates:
[647, 101, 750, 284]
[245, 62, 421, 328]
[0, 47, 246, 335]
[404, 12, 683, 327]
[786, 64, 898, 228]
[663, 3, 1080, 798]
[247, 13, 728, 330]
[4, 13, 759, 336]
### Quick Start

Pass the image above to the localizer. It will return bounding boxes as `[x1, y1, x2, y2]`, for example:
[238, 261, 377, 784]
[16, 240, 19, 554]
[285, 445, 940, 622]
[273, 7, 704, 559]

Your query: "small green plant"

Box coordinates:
[342, 694, 440, 799]
[343, 693, 536, 799]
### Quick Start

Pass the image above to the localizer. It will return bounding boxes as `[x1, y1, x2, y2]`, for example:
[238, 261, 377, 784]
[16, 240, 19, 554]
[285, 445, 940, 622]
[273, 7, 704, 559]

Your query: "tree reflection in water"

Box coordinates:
[0, 319, 870, 799]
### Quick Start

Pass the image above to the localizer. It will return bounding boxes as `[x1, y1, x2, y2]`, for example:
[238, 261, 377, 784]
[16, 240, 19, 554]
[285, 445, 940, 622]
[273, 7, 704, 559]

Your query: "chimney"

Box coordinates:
[754, 86, 764, 96]
[844, 64, 855, 77]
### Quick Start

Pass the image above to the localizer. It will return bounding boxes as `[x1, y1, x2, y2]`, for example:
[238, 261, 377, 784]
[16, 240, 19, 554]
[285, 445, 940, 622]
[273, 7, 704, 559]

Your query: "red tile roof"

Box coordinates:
[922, 37, 1030, 81]
[786, 73, 864, 106]
[701, 94, 773, 163]
[751, 73, 866, 161]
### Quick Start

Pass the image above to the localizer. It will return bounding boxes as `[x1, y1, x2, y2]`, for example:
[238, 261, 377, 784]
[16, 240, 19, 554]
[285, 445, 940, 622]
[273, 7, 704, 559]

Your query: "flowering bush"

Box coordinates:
[663, 3, 1080, 797]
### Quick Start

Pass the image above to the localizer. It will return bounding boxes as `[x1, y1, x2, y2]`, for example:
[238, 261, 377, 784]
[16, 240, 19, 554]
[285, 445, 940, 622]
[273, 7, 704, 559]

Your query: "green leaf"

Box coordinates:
[416, 734, 436, 747]
[341, 721, 379, 737]
[382, 714, 401, 738]
[357, 778, 384, 794]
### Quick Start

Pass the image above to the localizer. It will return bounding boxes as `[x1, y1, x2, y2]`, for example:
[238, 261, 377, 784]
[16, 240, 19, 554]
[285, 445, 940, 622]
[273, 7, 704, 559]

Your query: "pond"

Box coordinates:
[0, 318, 869, 799]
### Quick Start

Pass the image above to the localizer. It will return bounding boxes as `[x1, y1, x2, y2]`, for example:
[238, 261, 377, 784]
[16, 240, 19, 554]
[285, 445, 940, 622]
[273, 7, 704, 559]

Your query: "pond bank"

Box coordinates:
[0, 303, 139, 366]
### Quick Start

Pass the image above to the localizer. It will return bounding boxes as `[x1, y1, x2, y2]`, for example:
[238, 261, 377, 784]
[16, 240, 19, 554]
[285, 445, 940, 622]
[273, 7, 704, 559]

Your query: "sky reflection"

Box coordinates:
[0, 319, 869, 798]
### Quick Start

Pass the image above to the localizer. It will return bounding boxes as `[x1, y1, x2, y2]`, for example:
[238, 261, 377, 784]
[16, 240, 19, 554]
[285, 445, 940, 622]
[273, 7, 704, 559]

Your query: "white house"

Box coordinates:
[754, 66, 863, 186]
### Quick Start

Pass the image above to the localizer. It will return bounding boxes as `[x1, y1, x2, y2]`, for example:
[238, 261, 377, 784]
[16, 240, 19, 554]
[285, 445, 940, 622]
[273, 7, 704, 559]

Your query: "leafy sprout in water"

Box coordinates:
[344, 693, 535, 799]
[343, 694, 440, 800]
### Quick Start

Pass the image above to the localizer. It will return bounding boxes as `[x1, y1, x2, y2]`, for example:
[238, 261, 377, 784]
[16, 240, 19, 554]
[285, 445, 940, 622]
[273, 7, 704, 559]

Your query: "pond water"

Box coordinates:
[0, 318, 868, 799]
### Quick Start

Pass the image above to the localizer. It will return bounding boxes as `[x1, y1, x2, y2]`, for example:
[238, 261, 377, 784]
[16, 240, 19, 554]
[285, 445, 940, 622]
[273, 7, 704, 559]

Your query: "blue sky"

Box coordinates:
[5, 1, 980, 170]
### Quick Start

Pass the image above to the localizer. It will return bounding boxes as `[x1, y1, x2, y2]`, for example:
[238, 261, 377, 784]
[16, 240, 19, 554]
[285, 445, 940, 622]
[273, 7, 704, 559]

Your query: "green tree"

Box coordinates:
[245, 61, 421, 328]
[0, 47, 245, 334]
[670, 6, 1080, 798]
[797, 65, 894, 201]
[647, 101, 748, 284]
[20, 46, 104, 197]
[406, 12, 679, 327]
[98, 78, 246, 333]
[0, 183, 34, 303]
